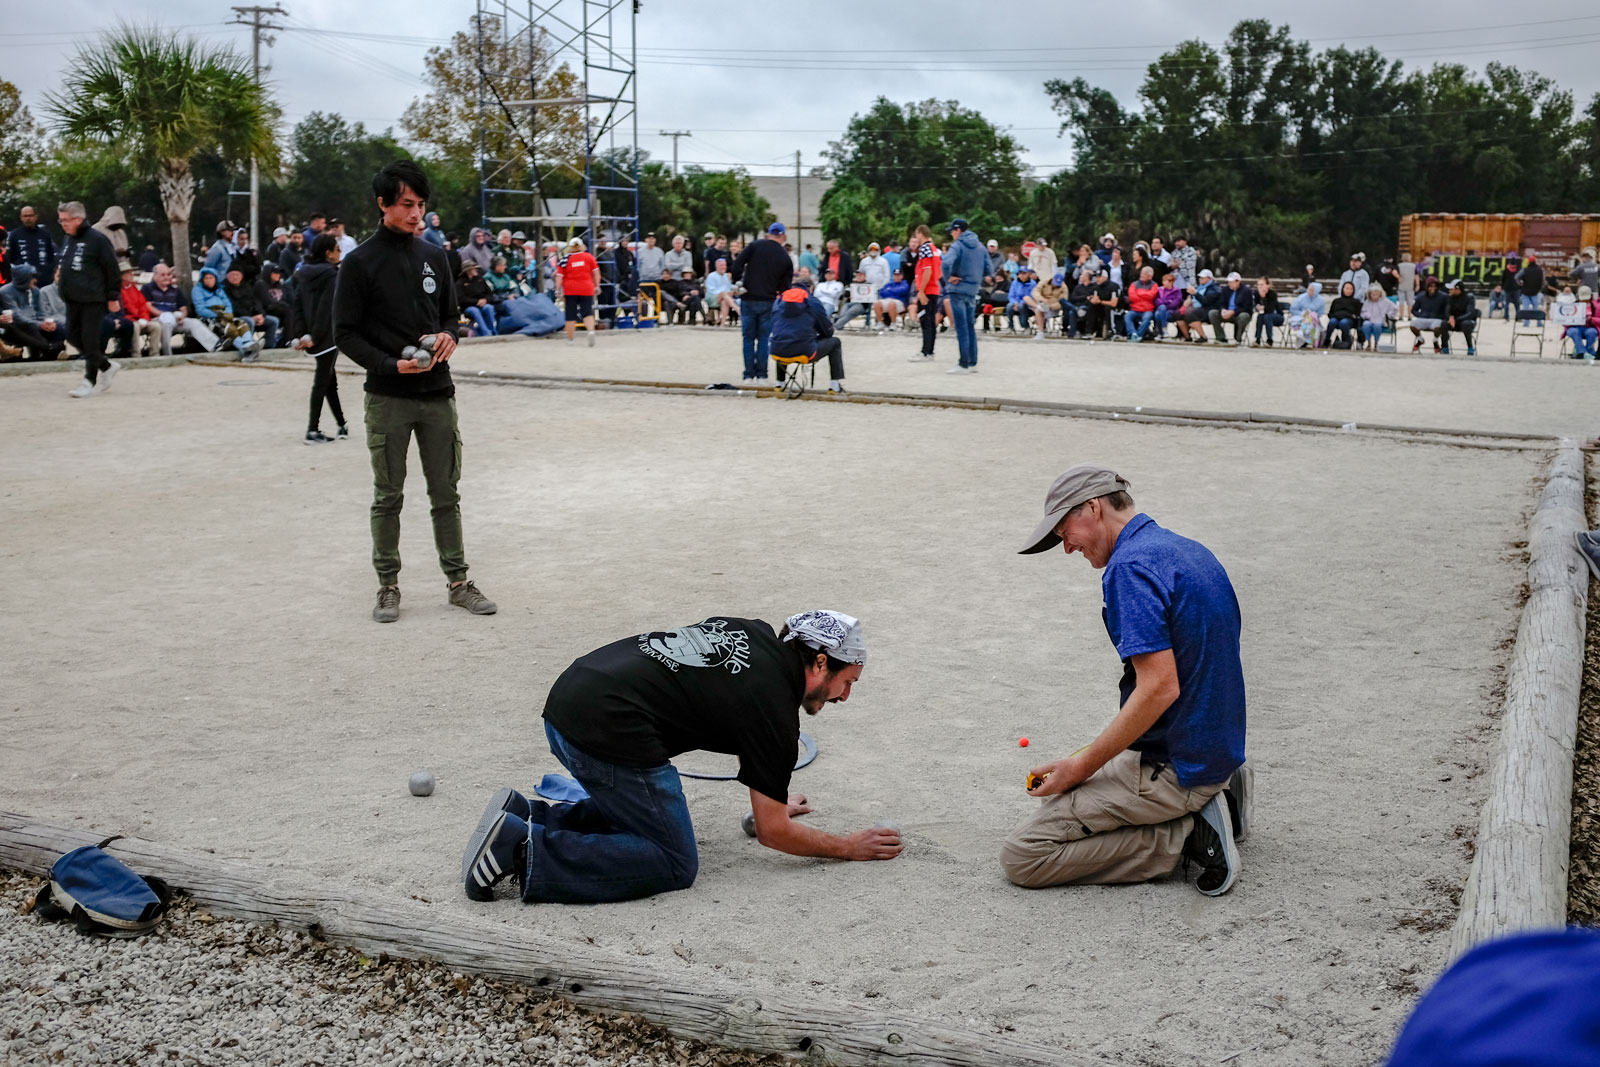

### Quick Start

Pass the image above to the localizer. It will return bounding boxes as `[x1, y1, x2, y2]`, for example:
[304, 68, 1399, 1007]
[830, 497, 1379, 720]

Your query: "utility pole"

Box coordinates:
[794, 150, 802, 247]
[231, 5, 286, 252]
[658, 130, 690, 177]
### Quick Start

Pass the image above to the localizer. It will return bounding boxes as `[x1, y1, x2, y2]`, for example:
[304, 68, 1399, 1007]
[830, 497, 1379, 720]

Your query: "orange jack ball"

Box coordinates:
[1019, 737, 1029, 747]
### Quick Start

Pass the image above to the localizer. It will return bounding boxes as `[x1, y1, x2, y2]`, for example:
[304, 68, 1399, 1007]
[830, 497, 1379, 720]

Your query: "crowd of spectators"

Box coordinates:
[6, 201, 1600, 365]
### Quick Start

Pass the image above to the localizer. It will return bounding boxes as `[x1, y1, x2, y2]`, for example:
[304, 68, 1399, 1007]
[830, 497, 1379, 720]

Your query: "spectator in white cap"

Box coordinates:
[1028, 238, 1057, 281]
[1004, 464, 1250, 896]
[1207, 271, 1256, 344]
[460, 610, 900, 905]
[1176, 269, 1220, 342]
[269, 226, 292, 262]
[1338, 253, 1370, 300]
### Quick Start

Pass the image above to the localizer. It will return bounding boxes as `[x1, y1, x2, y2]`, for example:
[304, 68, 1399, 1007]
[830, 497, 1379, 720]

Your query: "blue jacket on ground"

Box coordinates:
[768, 287, 834, 357]
[191, 267, 231, 319]
[1007, 278, 1036, 305]
[942, 229, 987, 298]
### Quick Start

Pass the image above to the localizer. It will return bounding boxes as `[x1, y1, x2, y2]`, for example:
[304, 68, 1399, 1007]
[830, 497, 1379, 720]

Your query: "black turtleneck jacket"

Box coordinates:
[333, 223, 458, 398]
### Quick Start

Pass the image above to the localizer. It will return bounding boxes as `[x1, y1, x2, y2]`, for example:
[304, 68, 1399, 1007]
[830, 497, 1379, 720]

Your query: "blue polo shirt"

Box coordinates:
[1101, 514, 1245, 786]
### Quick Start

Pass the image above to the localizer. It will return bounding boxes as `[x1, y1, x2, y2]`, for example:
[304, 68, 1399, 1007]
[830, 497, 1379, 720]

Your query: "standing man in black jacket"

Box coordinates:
[333, 160, 497, 624]
[57, 201, 122, 398]
[730, 222, 794, 381]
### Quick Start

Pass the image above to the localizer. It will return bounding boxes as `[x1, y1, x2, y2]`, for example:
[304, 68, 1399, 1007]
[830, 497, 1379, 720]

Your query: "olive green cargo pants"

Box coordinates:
[364, 392, 467, 587]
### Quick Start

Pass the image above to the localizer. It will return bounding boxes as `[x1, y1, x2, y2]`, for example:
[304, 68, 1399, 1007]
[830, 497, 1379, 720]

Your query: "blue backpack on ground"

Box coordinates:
[496, 293, 565, 337]
[31, 836, 172, 938]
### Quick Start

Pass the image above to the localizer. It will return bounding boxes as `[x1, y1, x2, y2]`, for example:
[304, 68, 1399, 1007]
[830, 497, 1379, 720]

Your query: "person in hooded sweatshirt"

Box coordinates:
[769, 284, 846, 395]
[1408, 276, 1450, 353]
[941, 218, 988, 373]
[1441, 278, 1479, 356]
[293, 233, 347, 444]
[1325, 281, 1363, 349]
[191, 265, 258, 356]
[1288, 282, 1325, 349]
[421, 212, 446, 248]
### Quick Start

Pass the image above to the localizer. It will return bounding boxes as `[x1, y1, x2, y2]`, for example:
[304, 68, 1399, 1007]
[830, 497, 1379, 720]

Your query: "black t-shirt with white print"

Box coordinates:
[542, 617, 804, 803]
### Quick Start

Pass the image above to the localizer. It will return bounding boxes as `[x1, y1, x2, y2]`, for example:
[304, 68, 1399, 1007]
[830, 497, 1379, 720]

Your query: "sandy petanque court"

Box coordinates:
[0, 342, 1559, 1064]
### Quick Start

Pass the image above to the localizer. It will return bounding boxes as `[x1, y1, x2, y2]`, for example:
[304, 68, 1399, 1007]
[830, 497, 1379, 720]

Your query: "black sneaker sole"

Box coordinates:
[463, 806, 518, 902]
[1225, 765, 1253, 843]
[1192, 793, 1239, 897]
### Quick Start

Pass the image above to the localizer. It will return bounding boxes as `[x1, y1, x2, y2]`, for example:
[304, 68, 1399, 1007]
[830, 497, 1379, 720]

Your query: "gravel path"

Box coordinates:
[0, 869, 778, 1067]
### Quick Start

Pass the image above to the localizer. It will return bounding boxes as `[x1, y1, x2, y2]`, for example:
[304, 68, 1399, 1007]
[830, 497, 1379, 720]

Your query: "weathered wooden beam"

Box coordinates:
[1450, 444, 1589, 958]
[0, 811, 1107, 1067]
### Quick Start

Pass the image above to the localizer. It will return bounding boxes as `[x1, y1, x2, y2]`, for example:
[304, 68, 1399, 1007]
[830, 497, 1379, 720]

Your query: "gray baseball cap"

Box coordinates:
[1019, 464, 1133, 554]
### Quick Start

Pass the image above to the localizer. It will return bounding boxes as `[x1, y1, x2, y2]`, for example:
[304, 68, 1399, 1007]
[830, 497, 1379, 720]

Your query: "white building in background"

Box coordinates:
[749, 174, 833, 258]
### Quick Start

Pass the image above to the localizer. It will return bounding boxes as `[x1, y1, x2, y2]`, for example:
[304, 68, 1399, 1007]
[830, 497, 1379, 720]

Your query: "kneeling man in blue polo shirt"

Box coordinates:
[1003, 465, 1251, 895]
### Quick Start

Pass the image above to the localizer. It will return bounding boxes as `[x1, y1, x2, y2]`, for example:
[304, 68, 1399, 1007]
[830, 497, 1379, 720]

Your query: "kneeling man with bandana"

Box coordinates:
[463, 610, 901, 903]
[1004, 465, 1252, 896]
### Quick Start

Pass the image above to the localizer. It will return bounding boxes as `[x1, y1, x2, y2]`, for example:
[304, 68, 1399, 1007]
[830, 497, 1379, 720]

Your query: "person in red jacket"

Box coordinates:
[908, 224, 942, 362]
[1122, 266, 1160, 341]
[116, 262, 161, 356]
[555, 236, 600, 346]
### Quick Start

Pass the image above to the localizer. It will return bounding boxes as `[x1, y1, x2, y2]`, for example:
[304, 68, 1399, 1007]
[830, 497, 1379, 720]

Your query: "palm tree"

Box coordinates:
[46, 26, 280, 287]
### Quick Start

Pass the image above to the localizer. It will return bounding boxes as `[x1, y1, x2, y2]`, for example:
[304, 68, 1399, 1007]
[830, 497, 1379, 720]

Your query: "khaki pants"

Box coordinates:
[364, 392, 466, 587]
[1000, 749, 1222, 888]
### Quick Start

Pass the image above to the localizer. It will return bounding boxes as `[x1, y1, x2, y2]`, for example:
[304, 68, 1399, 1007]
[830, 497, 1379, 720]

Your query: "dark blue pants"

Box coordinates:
[740, 298, 774, 379]
[521, 723, 699, 903]
[950, 293, 978, 366]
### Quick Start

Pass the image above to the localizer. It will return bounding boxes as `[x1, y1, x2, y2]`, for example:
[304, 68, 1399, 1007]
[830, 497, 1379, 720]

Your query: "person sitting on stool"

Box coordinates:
[770, 284, 847, 395]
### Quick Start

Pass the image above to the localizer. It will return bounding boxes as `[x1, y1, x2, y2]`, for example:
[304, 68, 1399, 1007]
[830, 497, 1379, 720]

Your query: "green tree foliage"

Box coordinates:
[282, 113, 410, 235]
[44, 27, 279, 286]
[1032, 20, 1595, 274]
[819, 98, 1028, 249]
[0, 80, 48, 220]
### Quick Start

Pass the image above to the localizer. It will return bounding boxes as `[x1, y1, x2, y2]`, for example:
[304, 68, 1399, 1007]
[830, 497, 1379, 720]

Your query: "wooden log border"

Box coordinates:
[0, 811, 1107, 1067]
[1450, 443, 1590, 958]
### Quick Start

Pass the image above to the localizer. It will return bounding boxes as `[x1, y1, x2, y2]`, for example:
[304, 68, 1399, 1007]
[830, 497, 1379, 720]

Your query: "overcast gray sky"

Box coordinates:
[7, 3, 1600, 180]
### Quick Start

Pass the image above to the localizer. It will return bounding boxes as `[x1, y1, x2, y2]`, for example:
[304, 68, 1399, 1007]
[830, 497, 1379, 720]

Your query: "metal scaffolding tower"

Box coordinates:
[474, 0, 639, 305]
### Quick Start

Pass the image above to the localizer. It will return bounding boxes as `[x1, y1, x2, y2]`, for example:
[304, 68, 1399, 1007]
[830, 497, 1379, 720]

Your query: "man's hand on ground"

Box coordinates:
[1026, 754, 1092, 797]
[842, 827, 902, 861]
[785, 793, 812, 817]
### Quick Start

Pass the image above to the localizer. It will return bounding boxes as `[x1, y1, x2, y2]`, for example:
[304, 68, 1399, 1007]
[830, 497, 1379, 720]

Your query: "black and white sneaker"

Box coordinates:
[489, 786, 533, 821]
[1224, 764, 1253, 843]
[304, 430, 333, 445]
[462, 804, 528, 902]
[334, 423, 349, 441]
[1183, 793, 1239, 896]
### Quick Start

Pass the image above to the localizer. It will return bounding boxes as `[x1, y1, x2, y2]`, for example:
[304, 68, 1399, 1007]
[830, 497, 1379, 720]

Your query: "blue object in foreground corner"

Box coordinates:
[1386, 927, 1600, 1067]
[535, 773, 591, 804]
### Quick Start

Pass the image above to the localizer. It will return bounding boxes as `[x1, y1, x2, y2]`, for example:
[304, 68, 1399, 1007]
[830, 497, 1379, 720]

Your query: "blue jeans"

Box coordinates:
[521, 723, 699, 904]
[1520, 294, 1542, 312]
[1328, 316, 1357, 346]
[740, 298, 774, 378]
[950, 293, 978, 366]
[1153, 305, 1174, 337]
[1489, 290, 1508, 319]
[1360, 321, 1385, 344]
[1124, 309, 1155, 340]
[1254, 311, 1283, 342]
[1566, 325, 1599, 357]
[463, 303, 498, 336]
[1061, 301, 1083, 337]
[1005, 302, 1029, 331]
[258, 314, 280, 349]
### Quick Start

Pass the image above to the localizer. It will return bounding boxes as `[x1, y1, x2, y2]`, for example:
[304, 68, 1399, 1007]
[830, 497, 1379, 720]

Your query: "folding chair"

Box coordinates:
[1510, 309, 1546, 357]
[772, 351, 821, 399]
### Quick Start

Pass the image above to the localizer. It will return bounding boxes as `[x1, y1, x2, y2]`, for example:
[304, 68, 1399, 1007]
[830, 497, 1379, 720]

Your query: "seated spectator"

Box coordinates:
[653, 268, 683, 321]
[1082, 268, 1119, 340]
[860, 243, 891, 292]
[1094, 233, 1116, 265]
[814, 268, 845, 317]
[1208, 271, 1255, 344]
[1570, 285, 1600, 359]
[229, 227, 261, 283]
[832, 269, 875, 330]
[1488, 283, 1508, 319]
[1325, 281, 1362, 349]
[1288, 282, 1326, 349]
[457, 261, 497, 337]
[1251, 277, 1283, 346]
[875, 269, 910, 330]
[1154, 273, 1185, 339]
[142, 262, 216, 354]
[794, 266, 814, 288]
[1028, 271, 1069, 339]
[1442, 278, 1479, 356]
[1064, 272, 1097, 339]
[191, 265, 258, 357]
[1177, 269, 1220, 342]
[769, 284, 847, 394]
[1121, 266, 1160, 341]
[705, 258, 738, 326]
[0, 263, 67, 360]
[1001, 251, 1021, 278]
[1006, 268, 1036, 332]
[225, 265, 278, 350]
[1359, 284, 1394, 350]
[115, 260, 162, 357]
[486, 256, 516, 304]
[668, 269, 704, 325]
[255, 262, 294, 339]
[1408, 276, 1449, 353]
[493, 228, 514, 260]
[980, 271, 1011, 332]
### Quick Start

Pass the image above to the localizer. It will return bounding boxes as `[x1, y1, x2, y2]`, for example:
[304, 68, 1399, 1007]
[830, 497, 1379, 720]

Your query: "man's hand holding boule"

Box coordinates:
[1026, 754, 1093, 797]
[430, 331, 456, 361]
[396, 357, 425, 374]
